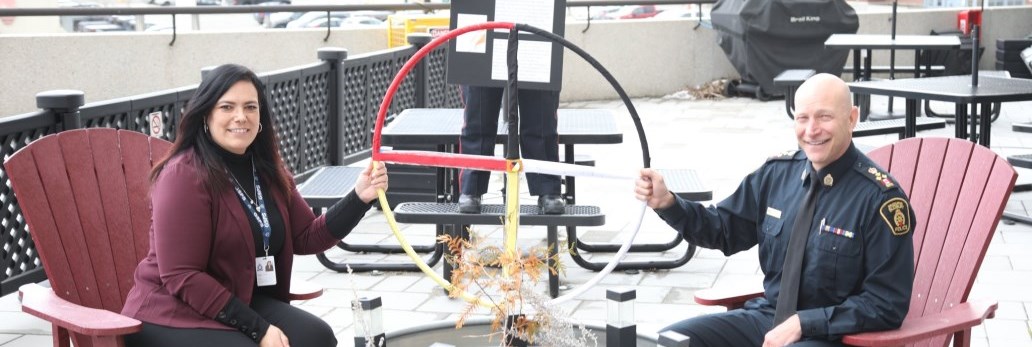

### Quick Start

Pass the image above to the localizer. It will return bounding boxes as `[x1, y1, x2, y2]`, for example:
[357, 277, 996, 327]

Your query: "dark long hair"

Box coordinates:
[151, 64, 291, 198]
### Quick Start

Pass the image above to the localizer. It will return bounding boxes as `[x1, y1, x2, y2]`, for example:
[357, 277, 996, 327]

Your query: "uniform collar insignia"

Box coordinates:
[823, 174, 834, 187]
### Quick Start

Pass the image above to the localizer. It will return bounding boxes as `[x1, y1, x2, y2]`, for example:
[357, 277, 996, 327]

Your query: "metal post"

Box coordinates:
[318, 47, 348, 165]
[200, 65, 218, 80]
[657, 330, 691, 347]
[36, 90, 85, 131]
[606, 288, 636, 347]
[407, 33, 431, 108]
[353, 296, 385, 346]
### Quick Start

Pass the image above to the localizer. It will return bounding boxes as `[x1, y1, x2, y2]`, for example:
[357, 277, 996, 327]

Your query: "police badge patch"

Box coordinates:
[880, 197, 911, 236]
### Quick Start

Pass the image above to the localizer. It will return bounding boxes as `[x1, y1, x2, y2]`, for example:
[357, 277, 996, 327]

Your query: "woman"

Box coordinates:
[121, 64, 387, 347]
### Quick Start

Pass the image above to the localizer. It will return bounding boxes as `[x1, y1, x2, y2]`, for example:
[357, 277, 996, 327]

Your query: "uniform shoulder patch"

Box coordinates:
[766, 149, 799, 161]
[857, 165, 898, 191]
[880, 197, 911, 236]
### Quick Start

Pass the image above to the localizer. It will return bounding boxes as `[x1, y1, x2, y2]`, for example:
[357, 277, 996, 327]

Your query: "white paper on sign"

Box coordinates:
[455, 13, 489, 53]
[494, 0, 554, 34]
[490, 39, 551, 83]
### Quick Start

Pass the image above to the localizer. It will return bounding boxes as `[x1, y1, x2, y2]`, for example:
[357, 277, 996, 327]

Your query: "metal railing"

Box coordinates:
[0, 0, 716, 42]
[0, 34, 459, 297]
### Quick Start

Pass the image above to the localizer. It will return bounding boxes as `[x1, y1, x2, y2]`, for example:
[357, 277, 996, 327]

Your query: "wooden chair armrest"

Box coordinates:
[694, 284, 765, 310]
[18, 283, 141, 336]
[842, 299, 997, 346]
[287, 278, 323, 301]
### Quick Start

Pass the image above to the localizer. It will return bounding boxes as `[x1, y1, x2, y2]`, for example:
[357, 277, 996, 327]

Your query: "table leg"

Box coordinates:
[913, 50, 921, 78]
[564, 144, 576, 204]
[860, 93, 871, 122]
[905, 99, 917, 138]
[852, 49, 862, 83]
[442, 223, 469, 284]
[979, 102, 993, 147]
[970, 103, 978, 144]
[548, 225, 559, 298]
[864, 49, 873, 81]
[955, 103, 968, 140]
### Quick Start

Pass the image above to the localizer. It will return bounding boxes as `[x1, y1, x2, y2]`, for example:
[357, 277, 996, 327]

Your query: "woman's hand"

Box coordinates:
[356, 161, 388, 203]
[259, 325, 290, 347]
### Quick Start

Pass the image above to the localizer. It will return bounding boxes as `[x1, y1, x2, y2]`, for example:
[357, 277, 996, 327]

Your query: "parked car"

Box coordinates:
[596, 5, 662, 20]
[307, 16, 384, 28]
[233, 0, 285, 4]
[653, 7, 695, 19]
[152, 0, 222, 5]
[253, 1, 291, 24]
[266, 11, 302, 28]
[589, 6, 620, 20]
[285, 11, 351, 29]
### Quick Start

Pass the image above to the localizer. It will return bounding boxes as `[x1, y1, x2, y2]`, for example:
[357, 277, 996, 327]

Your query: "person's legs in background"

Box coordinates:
[458, 85, 503, 213]
[517, 88, 564, 214]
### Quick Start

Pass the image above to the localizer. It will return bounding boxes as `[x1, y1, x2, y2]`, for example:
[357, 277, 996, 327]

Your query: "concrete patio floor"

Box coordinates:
[2, 94, 1031, 346]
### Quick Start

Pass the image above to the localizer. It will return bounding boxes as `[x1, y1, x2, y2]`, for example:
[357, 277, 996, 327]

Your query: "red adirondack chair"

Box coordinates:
[5, 128, 322, 347]
[694, 137, 1017, 347]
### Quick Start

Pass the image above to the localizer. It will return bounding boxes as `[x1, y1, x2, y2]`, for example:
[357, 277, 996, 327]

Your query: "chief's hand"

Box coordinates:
[259, 325, 290, 347]
[356, 162, 388, 203]
[763, 314, 802, 347]
[635, 168, 675, 209]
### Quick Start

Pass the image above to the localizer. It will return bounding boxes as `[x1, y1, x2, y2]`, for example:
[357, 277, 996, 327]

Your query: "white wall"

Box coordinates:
[1, 6, 1030, 117]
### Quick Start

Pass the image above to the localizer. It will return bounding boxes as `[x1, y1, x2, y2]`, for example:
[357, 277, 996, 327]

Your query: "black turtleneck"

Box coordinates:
[215, 146, 286, 260]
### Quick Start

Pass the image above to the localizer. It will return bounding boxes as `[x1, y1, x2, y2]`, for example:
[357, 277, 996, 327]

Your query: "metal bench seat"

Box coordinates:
[297, 165, 444, 273]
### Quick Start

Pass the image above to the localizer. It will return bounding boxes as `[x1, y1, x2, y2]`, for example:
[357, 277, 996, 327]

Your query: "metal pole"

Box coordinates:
[317, 47, 348, 165]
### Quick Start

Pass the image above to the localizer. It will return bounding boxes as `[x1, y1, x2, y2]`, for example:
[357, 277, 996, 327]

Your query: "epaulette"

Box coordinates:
[856, 164, 898, 191]
[766, 149, 799, 162]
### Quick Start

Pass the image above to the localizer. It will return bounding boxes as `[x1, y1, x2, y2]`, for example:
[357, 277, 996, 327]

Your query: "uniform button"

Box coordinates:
[242, 325, 248, 331]
[251, 332, 258, 339]
[218, 312, 226, 319]
[230, 319, 237, 325]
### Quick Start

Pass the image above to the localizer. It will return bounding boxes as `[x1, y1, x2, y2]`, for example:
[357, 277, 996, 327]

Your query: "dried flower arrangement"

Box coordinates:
[439, 230, 598, 347]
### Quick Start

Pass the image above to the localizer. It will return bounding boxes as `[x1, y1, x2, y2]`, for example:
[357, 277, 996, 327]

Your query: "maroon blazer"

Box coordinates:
[121, 151, 340, 330]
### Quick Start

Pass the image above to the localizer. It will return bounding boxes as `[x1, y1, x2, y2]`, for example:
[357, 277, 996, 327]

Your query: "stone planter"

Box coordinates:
[384, 317, 660, 347]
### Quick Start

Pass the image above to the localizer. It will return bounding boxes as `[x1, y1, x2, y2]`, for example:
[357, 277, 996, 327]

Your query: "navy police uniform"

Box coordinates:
[458, 86, 561, 196]
[656, 144, 915, 346]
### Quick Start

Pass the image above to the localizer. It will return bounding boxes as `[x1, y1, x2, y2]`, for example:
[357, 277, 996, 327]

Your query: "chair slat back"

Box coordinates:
[868, 137, 1016, 347]
[5, 129, 171, 314]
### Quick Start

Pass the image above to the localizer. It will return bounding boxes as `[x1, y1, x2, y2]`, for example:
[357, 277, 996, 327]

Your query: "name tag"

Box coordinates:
[766, 207, 782, 219]
[256, 256, 277, 287]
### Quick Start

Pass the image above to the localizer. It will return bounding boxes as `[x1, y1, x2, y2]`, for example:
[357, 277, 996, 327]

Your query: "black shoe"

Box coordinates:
[458, 194, 482, 214]
[537, 194, 566, 215]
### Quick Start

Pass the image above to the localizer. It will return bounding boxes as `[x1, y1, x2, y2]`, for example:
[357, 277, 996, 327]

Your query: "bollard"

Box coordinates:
[36, 90, 85, 131]
[657, 330, 690, 347]
[354, 296, 385, 346]
[606, 288, 636, 347]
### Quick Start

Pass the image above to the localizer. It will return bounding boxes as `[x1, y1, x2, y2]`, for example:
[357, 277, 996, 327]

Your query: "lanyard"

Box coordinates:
[229, 159, 272, 258]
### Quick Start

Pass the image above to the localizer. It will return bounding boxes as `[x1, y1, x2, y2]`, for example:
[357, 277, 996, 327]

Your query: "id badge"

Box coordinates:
[256, 256, 277, 287]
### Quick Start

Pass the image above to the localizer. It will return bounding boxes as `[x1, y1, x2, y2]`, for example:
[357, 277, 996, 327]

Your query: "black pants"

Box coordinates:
[459, 85, 561, 196]
[660, 308, 846, 347]
[125, 295, 336, 347]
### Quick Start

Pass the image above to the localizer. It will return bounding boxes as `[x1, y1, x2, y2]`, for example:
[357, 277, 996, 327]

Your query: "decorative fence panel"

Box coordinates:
[0, 40, 452, 296]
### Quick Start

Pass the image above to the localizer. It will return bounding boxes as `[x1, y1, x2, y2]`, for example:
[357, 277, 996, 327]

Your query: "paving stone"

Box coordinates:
[0, 335, 19, 345]
[0, 335, 51, 347]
